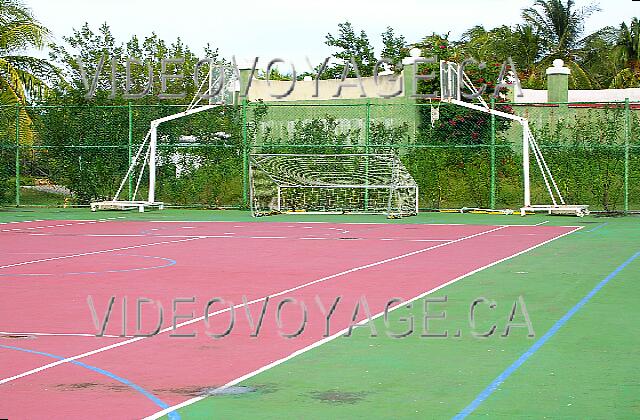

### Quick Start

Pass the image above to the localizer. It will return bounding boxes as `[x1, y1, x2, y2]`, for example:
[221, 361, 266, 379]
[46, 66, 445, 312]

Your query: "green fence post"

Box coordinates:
[624, 98, 630, 213]
[14, 104, 20, 207]
[128, 102, 133, 201]
[242, 99, 249, 209]
[365, 101, 371, 211]
[490, 97, 496, 209]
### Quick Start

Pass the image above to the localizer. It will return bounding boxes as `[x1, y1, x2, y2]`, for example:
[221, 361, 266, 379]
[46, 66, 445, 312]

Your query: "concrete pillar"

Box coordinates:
[236, 59, 254, 103]
[546, 59, 570, 104]
[401, 48, 425, 141]
[401, 48, 423, 100]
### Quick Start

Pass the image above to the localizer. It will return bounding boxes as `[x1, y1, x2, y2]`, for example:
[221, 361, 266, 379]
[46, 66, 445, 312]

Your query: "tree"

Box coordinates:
[380, 26, 407, 71]
[0, 0, 58, 203]
[48, 23, 217, 104]
[461, 24, 542, 86]
[325, 21, 376, 78]
[522, 0, 600, 88]
[579, 26, 618, 88]
[42, 24, 237, 204]
[615, 18, 640, 72]
[0, 0, 56, 107]
[609, 18, 640, 87]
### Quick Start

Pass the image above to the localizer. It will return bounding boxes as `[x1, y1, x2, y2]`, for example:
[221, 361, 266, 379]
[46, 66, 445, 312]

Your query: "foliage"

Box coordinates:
[608, 18, 640, 87]
[47, 23, 220, 105]
[27, 24, 239, 204]
[521, 0, 600, 88]
[460, 25, 543, 88]
[529, 106, 635, 211]
[0, 0, 61, 152]
[522, 0, 598, 59]
[0, 0, 57, 107]
[324, 21, 377, 78]
[381, 26, 407, 71]
[323, 22, 408, 79]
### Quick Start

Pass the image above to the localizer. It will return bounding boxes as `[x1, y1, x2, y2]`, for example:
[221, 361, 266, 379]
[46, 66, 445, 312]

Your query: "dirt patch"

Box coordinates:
[153, 386, 206, 397]
[104, 384, 130, 392]
[55, 382, 100, 391]
[0, 334, 36, 340]
[309, 390, 367, 404]
[55, 383, 130, 393]
[252, 383, 279, 395]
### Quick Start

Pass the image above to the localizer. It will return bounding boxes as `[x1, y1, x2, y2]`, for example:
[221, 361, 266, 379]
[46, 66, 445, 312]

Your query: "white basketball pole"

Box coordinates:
[523, 122, 531, 208]
[148, 123, 158, 203]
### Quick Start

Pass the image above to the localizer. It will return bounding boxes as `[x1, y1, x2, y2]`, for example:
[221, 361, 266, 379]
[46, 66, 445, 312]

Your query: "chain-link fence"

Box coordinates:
[0, 100, 638, 212]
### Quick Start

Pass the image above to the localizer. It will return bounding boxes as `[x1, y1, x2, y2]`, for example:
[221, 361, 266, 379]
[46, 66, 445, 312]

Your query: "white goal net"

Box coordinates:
[249, 153, 419, 217]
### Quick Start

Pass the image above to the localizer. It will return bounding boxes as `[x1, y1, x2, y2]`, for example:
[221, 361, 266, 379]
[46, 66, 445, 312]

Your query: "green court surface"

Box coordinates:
[2, 208, 639, 418]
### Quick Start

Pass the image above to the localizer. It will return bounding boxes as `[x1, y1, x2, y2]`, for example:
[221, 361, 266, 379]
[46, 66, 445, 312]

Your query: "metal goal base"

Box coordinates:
[520, 205, 590, 217]
[90, 201, 164, 213]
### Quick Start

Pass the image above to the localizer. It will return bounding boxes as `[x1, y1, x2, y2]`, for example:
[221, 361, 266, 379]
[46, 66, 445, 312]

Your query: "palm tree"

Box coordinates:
[522, 0, 600, 88]
[608, 18, 640, 87]
[0, 0, 58, 144]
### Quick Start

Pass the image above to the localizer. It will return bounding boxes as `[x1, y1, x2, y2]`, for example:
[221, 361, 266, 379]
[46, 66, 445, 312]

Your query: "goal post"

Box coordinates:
[249, 153, 419, 217]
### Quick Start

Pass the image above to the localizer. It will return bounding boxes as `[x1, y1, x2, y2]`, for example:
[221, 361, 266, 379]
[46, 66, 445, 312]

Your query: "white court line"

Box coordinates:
[410, 239, 454, 242]
[0, 331, 131, 339]
[7, 232, 458, 243]
[0, 219, 121, 233]
[249, 236, 287, 239]
[0, 225, 508, 386]
[132, 220, 582, 228]
[0, 219, 44, 226]
[535, 220, 550, 226]
[146, 224, 583, 420]
[0, 237, 204, 271]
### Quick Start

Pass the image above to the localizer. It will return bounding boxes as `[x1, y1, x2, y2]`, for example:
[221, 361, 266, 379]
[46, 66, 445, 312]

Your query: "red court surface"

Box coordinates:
[0, 219, 579, 419]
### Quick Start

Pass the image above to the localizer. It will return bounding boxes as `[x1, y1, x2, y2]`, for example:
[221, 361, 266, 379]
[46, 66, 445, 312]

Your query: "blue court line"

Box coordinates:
[0, 344, 180, 420]
[453, 250, 640, 419]
[585, 223, 609, 233]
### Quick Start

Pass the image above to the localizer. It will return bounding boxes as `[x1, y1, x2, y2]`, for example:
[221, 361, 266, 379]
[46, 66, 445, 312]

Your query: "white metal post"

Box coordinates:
[277, 186, 281, 212]
[522, 122, 531, 207]
[148, 123, 157, 203]
[208, 62, 214, 106]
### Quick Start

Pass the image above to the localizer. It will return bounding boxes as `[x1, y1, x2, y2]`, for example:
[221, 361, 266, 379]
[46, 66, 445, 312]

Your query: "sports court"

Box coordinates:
[3, 2, 640, 417]
[0, 209, 638, 418]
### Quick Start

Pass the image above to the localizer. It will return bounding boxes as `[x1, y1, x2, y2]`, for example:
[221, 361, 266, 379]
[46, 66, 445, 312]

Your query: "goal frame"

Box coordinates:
[249, 153, 419, 217]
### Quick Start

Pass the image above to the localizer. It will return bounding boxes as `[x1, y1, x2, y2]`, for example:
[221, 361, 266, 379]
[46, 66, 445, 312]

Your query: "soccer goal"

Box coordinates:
[249, 153, 419, 217]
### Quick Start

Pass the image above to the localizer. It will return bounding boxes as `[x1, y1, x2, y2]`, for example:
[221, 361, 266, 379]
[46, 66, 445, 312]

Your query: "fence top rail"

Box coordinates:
[276, 184, 416, 189]
[504, 100, 637, 106]
[0, 103, 216, 110]
[245, 102, 371, 108]
[251, 153, 397, 157]
[2, 99, 638, 110]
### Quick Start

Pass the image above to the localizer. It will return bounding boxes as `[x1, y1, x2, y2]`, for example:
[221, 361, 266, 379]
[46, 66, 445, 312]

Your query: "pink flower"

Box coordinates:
[439, 45, 446, 49]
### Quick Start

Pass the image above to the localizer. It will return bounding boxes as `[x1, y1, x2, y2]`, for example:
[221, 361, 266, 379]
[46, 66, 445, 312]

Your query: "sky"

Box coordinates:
[22, 0, 639, 70]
